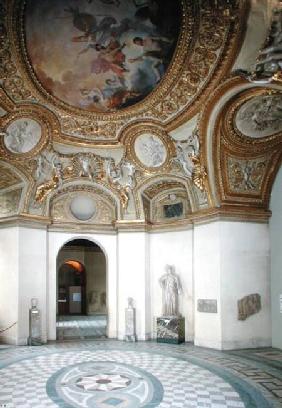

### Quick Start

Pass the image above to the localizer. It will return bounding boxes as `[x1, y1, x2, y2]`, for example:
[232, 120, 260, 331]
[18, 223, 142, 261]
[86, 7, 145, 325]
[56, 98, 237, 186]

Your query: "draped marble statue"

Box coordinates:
[159, 265, 181, 316]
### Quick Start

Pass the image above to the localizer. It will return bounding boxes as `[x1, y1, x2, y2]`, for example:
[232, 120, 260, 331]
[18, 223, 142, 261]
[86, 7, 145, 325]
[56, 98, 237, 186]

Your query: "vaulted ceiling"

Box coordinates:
[0, 0, 281, 229]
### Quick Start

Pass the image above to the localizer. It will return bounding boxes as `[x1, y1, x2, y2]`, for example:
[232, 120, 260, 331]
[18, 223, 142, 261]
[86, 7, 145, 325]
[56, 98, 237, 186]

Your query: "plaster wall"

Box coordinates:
[149, 228, 193, 342]
[194, 220, 271, 350]
[117, 231, 150, 340]
[0, 226, 19, 344]
[47, 231, 117, 340]
[270, 165, 282, 349]
[194, 222, 222, 349]
[233, 0, 270, 71]
[17, 226, 48, 345]
[220, 221, 271, 349]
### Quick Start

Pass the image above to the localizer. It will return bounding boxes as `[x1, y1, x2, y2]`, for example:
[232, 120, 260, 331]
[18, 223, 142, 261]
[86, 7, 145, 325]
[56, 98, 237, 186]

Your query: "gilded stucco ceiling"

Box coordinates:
[0, 0, 281, 229]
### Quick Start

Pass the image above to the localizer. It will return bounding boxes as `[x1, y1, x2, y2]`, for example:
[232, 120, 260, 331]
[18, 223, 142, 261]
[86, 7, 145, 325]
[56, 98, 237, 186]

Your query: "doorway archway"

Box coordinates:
[56, 238, 107, 340]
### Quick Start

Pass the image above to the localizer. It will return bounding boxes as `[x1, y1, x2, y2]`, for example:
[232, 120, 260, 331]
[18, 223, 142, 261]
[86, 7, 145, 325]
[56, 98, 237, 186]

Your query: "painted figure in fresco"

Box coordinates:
[26, 0, 179, 111]
[159, 265, 181, 316]
[129, 36, 172, 81]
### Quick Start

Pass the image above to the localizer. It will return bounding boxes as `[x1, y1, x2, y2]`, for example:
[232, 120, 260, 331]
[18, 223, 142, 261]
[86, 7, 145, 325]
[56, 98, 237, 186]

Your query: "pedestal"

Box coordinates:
[124, 307, 137, 342]
[157, 316, 185, 344]
[28, 304, 42, 346]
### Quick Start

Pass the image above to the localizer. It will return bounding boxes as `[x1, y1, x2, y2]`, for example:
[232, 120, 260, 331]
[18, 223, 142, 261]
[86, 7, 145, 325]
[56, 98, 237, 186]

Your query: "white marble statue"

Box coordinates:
[174, 131, 200, 178]
[105, 157, 136, 190]
[77, 154, 95, 180]
[121, 160, 136, 189]
[159, 265, 181, 316]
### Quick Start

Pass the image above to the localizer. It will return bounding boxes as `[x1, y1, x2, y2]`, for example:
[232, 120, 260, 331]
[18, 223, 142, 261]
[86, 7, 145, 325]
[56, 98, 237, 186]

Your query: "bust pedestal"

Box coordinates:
[124, 305, 137, 342]
[156, 316, 185, 344]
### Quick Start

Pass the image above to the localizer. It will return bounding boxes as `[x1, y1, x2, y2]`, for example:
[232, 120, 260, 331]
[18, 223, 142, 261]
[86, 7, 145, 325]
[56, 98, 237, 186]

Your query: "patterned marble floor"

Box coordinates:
[0, 340, 281, 408]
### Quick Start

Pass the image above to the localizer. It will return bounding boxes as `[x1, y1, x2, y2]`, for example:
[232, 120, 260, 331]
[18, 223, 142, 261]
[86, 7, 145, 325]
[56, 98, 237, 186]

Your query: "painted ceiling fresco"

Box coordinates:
[0, 0, 281, 226]
[25, 0, 180, 112]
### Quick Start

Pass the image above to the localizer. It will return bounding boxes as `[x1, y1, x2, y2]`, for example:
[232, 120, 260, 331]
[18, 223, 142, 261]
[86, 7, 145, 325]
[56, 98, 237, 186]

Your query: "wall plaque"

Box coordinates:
[197, 299, 218, 313]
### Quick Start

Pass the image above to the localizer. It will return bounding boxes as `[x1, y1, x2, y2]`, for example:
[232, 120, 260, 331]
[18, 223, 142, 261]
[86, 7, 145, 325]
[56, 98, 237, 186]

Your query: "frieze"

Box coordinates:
[228, 156, 269, 194]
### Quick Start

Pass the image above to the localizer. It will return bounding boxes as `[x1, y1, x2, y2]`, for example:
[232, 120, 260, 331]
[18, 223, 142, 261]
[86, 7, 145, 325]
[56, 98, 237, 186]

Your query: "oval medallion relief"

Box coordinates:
[235, 94, 282, 138]
[134, 133, 167, 168]
[4, 118, 42, 154]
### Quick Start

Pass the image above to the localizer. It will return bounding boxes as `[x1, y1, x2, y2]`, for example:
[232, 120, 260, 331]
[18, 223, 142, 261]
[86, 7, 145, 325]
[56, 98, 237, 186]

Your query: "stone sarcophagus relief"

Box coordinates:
[237, 293, 261, 321]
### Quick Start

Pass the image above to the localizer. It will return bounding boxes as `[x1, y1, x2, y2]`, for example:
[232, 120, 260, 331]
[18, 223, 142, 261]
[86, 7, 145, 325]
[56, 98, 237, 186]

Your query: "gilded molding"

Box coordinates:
[199, 76, 282, 211]
[0, 0, 248, 143]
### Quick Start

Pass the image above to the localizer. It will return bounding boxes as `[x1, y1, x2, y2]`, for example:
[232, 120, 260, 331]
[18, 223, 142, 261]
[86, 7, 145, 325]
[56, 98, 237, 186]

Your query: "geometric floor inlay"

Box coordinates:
[0, 341, 281, 407]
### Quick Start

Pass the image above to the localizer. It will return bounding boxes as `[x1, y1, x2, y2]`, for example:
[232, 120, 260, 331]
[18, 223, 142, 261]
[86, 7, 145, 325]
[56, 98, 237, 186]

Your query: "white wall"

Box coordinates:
[48, 231, 117, 340]
[270, 165, 282, 349]
[18, 226, 47, 345]
[117, 231, 150, 340]
[1, 218, 272, 349]
[220, 221, 271, 349]
[0, 226, 19, 344]
[194, 221, 271, 350]
[194, 222, 222, 349]
[149, 228, 193, 341]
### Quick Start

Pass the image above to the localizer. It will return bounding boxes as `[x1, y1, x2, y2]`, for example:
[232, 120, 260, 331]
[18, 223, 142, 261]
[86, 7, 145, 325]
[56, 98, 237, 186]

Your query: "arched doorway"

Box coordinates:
[56, 239, 107, 340]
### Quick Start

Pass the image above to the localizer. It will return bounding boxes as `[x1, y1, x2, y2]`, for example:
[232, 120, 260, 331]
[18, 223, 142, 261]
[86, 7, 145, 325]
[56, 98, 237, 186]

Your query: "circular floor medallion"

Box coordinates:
[47, 361, 163, 408]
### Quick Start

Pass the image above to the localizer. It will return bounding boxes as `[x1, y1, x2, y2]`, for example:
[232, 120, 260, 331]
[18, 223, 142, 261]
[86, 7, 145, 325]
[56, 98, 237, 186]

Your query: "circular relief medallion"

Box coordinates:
[4, 118, 41, 154]
[70, 195, 96, 221]
[134, 133, 167, 168]
[24, 0, 181, 113]
[47, 361, 163, 408]
[235, 94, 282, 138]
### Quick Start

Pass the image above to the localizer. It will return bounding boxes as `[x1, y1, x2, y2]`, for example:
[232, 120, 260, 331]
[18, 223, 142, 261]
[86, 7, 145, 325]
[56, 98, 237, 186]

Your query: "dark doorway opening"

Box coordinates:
[56, 239, 107, 340]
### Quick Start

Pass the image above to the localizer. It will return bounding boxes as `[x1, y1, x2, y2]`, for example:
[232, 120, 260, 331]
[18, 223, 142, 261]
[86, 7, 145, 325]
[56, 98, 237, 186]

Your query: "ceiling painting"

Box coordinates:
[24, 0, 181, 113]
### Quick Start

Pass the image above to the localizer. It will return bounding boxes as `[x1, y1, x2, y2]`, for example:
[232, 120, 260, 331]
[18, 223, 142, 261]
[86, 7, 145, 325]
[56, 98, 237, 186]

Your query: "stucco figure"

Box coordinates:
[159, 264, 181, 316]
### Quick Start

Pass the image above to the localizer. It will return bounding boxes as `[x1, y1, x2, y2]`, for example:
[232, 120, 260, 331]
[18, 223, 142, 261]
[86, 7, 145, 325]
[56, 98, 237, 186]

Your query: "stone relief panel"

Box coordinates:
[228, 157, 269, 193]
[238, 293, 261, 321]
[197, 299, 217, 314]
[0, 189, 22, 217]
[51, 191, 115, 224]
[235, 94, 282, 138]
[3, 118, 41, 154]
[134, 133, 167, 168]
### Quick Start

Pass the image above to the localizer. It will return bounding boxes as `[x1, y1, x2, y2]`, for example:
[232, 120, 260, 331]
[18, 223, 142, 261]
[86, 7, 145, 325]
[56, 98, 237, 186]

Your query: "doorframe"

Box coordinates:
[47, 232, 117, 341]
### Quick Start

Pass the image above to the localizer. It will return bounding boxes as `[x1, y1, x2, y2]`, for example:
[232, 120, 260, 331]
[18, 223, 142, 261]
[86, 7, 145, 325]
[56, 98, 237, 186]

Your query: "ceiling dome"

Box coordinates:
[24, 0, 181, 113]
